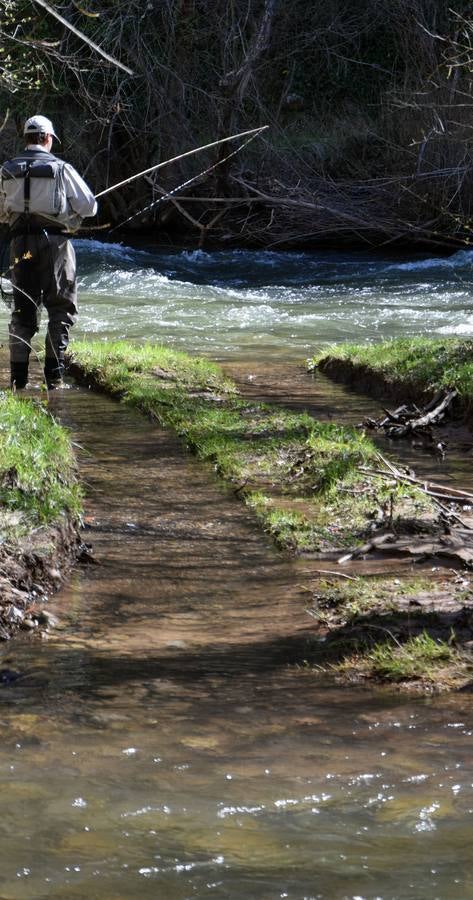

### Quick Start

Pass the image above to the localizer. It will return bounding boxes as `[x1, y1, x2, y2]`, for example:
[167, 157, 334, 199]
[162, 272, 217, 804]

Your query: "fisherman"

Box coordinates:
[0, 114, 97, 389]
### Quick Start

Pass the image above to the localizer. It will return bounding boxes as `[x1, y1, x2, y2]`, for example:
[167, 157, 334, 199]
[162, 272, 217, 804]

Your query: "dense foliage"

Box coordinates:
[0, 0, 472, 246]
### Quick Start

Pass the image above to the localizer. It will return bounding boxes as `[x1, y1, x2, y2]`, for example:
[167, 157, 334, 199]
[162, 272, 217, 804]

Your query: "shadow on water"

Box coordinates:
[1, 363, 473, 897]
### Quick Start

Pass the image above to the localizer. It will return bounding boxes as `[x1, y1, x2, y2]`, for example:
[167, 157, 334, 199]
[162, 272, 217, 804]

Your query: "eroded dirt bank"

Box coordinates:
[311, 339, 473, 429]
[0, 518, 81, 642]
[316, 356, 432, 404]
[0, 353, 83, 643]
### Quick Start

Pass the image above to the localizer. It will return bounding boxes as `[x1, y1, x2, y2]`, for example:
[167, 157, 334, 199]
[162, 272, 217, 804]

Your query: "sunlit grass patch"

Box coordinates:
[298, 422, 377, 493]
[72, 340, 235, 394]
[309, 337, 473, 401]
[366, 631, 454, 681]
[246, 493, 327, 551]
[333, 631, 470, 690]
[0, 392, 81, 535]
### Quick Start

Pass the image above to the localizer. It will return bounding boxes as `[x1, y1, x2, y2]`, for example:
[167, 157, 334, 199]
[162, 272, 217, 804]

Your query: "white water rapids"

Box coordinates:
[1, 239, 472, 359]
[58, 242, 473, 358]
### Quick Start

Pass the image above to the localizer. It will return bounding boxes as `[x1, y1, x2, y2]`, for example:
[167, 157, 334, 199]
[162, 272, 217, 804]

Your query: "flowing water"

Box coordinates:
[72, 242, 473, 357]
[3, 240, 472, 360]
[1, 243, 473, 898]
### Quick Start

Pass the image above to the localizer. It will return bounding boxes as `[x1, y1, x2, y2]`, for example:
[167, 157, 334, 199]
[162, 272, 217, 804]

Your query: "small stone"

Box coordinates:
[21, 617, 37, 630]
[77, 543, 97, 564]
[283, 92, 305, 110]
[47, 568, 62, 583]
[35, 610, 59, 628]
[0, 668, 22, 684]
[5, 606, 24, 624]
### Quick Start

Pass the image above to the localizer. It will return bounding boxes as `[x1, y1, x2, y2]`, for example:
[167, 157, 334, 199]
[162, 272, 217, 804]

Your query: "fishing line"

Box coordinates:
[108, 130, 262, 235]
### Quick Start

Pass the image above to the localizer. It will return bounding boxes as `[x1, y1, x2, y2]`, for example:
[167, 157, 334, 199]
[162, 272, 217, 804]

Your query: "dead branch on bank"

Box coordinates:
[327, 445, 473, 566]
[362, 389, 458, 439]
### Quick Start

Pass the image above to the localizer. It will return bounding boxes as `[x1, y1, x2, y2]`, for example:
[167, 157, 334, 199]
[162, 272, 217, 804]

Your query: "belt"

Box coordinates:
[10, 223, 68, 238]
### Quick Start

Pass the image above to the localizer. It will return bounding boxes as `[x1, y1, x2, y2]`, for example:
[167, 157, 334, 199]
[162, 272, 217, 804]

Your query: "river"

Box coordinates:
[0, 243, 473, 899]
[51, 241, 473, 358]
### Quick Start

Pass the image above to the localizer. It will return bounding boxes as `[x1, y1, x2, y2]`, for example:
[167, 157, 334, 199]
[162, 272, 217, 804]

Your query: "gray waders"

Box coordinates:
[9, 228, 77, 388]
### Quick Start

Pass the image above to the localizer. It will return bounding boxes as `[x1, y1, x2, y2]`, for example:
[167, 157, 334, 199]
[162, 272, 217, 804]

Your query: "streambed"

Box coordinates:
[1, 382, 472, 898]
[1, 244, 473, 897]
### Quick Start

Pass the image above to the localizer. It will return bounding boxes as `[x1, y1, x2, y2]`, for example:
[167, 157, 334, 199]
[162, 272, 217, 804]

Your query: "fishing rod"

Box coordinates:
[95, 125, 268, 200]
[108, 129, 263, 234]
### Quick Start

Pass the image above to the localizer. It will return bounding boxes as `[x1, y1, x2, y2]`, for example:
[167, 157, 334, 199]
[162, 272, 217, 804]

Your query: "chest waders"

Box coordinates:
[4, 149, 77, 389]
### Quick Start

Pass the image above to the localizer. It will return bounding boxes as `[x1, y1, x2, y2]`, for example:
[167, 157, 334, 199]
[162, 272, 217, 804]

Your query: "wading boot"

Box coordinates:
[10, 362, 29, 390]
[44, 357, 65, 390]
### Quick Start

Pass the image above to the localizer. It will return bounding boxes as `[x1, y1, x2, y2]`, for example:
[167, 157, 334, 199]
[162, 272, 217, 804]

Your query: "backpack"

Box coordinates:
[0, 150, 68, 219]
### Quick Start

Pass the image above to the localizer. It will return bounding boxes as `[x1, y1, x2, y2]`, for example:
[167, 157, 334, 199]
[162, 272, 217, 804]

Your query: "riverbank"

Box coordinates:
[303, 571, 473, 692]
[0, 391, 82, 641]
[309, 337, 473, 423]
[68, 340, 473, 691]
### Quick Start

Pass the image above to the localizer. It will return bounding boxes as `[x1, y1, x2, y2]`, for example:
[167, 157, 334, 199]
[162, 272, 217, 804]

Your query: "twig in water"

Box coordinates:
[301, 569, 358, 581]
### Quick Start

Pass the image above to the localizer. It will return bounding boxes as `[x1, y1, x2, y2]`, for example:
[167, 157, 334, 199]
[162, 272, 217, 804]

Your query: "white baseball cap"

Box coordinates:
[24, 114, 59, 140]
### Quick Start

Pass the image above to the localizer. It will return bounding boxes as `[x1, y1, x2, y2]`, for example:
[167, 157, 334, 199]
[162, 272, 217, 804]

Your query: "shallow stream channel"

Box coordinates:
[1, 244, 473, 898]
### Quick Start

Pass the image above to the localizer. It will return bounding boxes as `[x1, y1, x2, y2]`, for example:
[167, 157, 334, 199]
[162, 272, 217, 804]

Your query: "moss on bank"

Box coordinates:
[0, 392, 82, 639]
[309, 337, 473, 417]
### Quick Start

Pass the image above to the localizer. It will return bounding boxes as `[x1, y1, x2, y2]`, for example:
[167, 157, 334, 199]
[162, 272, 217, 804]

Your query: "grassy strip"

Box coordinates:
[305, 575, 473, 691]
[336, 631, 466, 691]
[70, 341, 433, 554]
[0, 392, 82, 537]
[309, 337, 473, 409]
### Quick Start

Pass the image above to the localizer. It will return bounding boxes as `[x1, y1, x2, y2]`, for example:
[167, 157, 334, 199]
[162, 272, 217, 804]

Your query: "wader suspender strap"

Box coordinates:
[22, 162, 32, 254]
[23, 162, 31, 215]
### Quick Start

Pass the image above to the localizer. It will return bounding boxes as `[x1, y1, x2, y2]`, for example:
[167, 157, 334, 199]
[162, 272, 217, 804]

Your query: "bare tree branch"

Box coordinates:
[30, 0, 134, 75]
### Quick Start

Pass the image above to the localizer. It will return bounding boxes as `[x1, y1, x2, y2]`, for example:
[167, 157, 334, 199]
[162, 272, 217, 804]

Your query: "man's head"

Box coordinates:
[23, 115, 59, 151]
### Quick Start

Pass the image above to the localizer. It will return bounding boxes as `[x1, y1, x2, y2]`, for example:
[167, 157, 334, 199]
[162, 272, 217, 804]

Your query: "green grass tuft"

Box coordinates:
[367, 631, 454, 681]
[72, 340, 236, 394]
[0, 392, 82, 535]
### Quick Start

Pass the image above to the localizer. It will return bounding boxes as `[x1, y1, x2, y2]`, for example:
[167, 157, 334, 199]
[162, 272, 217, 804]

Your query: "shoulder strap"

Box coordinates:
[24, 162, 31, 214]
